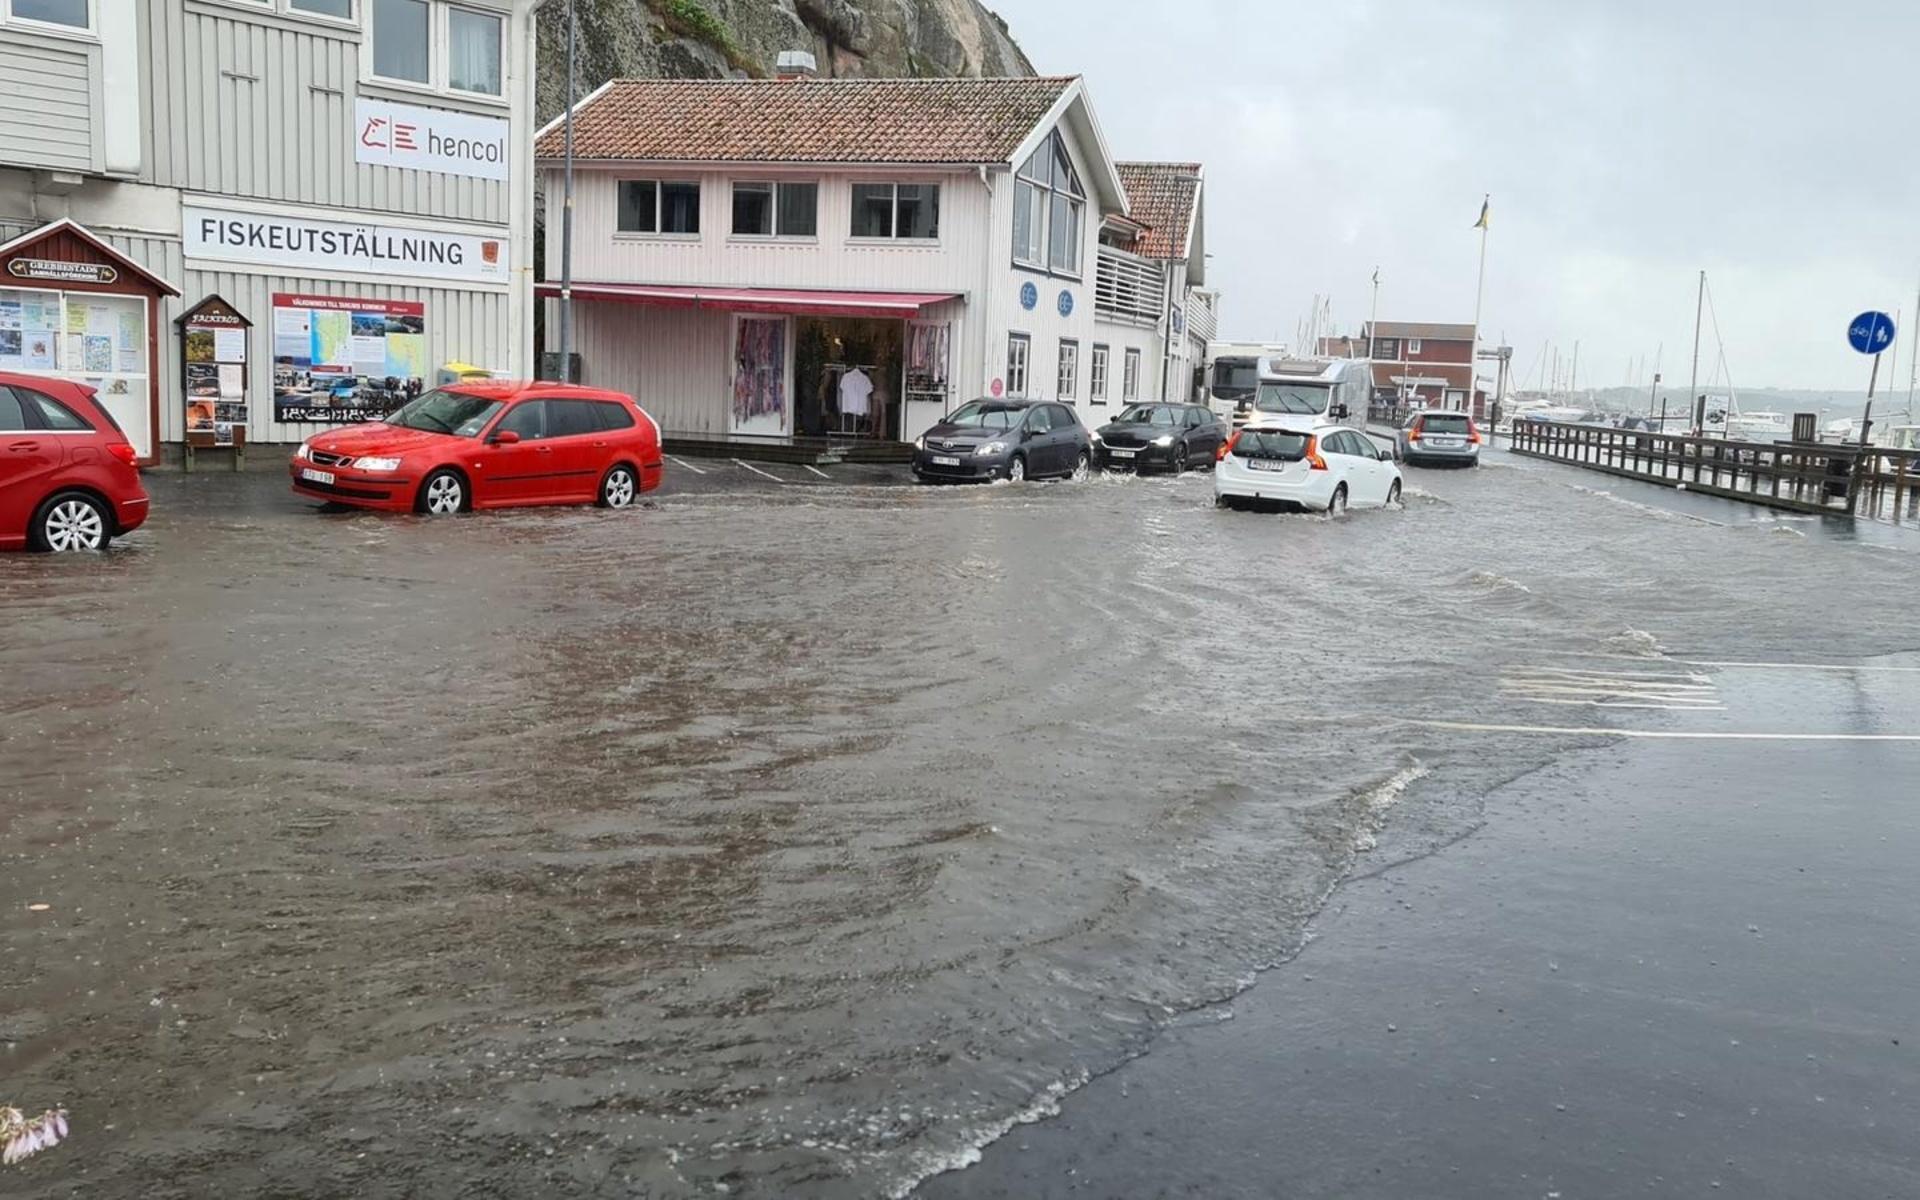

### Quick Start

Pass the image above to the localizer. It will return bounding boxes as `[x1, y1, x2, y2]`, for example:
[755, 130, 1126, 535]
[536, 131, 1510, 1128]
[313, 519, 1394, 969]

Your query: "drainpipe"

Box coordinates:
[1159, 264, 1175, 401]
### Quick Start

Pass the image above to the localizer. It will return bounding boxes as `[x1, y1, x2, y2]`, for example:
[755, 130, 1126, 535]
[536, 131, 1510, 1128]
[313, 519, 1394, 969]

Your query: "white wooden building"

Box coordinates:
[0, 0, 540, 461]
[536, 76, 1219, 446]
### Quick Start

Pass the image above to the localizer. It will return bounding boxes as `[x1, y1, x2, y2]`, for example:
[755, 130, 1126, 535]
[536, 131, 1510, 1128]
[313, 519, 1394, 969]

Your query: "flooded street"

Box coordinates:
[3, 452, 1916, 1198]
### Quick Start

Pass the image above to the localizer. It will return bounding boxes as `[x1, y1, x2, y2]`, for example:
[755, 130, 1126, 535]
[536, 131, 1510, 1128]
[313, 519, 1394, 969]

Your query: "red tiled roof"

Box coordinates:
[536, 77, 1078, 165]
[1114, 161, 1201, 260]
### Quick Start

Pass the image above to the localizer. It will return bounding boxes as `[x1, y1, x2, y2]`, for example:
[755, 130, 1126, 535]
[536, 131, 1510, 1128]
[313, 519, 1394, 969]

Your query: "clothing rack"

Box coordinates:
[824, 362, 882, 436]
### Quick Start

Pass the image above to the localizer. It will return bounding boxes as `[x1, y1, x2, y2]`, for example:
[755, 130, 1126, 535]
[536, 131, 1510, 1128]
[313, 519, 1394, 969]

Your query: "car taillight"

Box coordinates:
[107, 442, 138, 466]
[1407, 420, 1423, 441]
[1305, 437, 1328, 471]
[1467, 423, 1482, 444]
[1218, 430, 1240, 461]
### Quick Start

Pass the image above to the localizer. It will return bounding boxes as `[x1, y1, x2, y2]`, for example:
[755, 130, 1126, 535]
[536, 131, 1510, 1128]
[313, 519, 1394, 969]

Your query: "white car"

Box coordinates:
[1214, 422, 1401, 513]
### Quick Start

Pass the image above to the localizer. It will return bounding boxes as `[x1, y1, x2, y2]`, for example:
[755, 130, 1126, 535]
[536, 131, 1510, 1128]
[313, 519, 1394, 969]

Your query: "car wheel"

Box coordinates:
[1214, 493, 1232, 509]
[1327, 483, 1348, 515]
[417, 469, 467, 515]
[1168, 441, 1187, 475]
[31, 491, 111, 552]
[599, 464, 637, 509]
[1006, 455, 1027, 483]
[1387, 479, 1403, 506]
[1070, 450, 1091, 482]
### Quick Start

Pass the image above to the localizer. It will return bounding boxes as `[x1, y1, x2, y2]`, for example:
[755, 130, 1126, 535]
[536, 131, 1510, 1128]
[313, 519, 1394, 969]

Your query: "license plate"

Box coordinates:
[1109, 448, 1136, 458]
[1429, 437, 1461, 448]
[1248, 459, 1286, 472]
[932, 455, 960, 467]
[300, 468, 335, 485]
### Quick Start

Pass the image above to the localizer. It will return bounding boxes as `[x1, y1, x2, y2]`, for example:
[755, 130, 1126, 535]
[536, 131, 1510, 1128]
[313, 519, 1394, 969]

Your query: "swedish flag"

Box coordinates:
[1473, 196, 1490, 230]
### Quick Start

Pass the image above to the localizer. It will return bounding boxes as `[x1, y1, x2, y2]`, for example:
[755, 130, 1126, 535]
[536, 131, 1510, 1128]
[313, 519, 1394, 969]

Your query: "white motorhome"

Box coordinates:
[1232, 356, 1373, 432]
[1204, 340, 1289, 421]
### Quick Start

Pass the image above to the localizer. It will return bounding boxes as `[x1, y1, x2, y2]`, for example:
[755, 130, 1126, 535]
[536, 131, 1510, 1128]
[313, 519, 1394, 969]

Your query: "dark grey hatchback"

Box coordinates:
[911, 399, 1094, 484]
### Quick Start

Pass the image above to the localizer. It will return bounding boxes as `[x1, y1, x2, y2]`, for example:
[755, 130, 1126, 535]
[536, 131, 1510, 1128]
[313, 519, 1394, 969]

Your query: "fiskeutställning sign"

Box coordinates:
[182, 206, 509, 285]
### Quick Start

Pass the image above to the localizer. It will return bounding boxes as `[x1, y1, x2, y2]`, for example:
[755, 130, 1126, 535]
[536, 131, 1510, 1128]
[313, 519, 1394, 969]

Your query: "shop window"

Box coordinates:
[1123, 348, 1141, 401]
[1090, 344, 1108, 402]
[366, 0, 503, 98]
[1013, 130, 1085, 276]
[371, 0, 430, 83]
[619, 181, 699, 235]
[448, 6, 502, 95]
[733, 182, 817, 238]
[1057, 339, 1078, 400]
[10, 0, 90, 28]
[851, 183, 940, 240]
[1006, 333, 1030, 398]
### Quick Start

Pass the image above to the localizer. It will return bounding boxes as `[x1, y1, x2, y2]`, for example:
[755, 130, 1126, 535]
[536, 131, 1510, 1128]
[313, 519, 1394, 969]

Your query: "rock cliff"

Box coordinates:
[535, 0, 1034, 122]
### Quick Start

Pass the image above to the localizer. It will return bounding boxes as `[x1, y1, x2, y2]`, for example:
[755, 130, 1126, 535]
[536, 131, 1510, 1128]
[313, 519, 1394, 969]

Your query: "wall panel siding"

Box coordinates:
[142, 3, 508, 224]
[557, 298, 730, 435]
[0, 37, 98, 173]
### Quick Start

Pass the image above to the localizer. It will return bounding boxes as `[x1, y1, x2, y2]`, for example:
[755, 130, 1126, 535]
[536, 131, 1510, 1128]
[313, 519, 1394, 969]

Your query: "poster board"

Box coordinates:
[271, 293, 427, 423]
[179, 295, 250, 448]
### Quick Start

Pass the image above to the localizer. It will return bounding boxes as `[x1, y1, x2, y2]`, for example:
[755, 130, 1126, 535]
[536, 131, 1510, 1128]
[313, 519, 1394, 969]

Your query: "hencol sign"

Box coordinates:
[183, 205, 509, 285]
[354, 98, 509, 182]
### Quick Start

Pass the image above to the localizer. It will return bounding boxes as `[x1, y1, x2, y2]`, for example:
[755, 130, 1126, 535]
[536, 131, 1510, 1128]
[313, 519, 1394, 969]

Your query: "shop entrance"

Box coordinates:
[794, 316, 903, 440]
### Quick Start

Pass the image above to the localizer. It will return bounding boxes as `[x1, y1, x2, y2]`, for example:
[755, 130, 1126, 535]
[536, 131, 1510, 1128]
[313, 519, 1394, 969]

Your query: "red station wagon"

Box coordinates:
[0, 373, 149, 552]
[290, 381, 664, 515]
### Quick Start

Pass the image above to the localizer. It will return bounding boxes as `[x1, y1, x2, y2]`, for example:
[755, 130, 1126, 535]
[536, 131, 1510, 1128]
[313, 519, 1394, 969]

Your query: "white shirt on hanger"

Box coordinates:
[839, 368, 874, 417]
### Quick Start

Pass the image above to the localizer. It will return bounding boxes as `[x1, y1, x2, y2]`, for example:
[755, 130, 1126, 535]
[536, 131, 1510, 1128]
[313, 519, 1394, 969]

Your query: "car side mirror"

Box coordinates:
[1332, 404, 1350, 419]
[491, 429, 521, 445]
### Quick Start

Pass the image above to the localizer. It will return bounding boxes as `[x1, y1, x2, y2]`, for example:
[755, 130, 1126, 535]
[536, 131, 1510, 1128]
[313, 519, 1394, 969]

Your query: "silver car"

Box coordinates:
[1397, 411, 1481, 466]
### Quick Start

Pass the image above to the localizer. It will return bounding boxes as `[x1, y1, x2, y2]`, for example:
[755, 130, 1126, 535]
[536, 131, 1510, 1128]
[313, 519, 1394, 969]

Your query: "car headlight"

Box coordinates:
[295, 441, 312, 462]
[975, 441, 1006, 457]
[915, 435, 926, 450]
[1152, 434, 1175, 447]
[354, 456, 403, 472]
[1089, 430, 1103, 444]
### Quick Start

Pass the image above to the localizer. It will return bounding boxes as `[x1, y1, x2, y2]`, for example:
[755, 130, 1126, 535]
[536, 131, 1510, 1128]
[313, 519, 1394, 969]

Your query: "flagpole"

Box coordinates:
[1471, 194, 1489, 419]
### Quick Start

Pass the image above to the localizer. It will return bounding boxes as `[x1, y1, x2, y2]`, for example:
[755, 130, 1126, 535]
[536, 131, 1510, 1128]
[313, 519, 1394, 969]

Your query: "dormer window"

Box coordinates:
[1013, 130, 1084, 276]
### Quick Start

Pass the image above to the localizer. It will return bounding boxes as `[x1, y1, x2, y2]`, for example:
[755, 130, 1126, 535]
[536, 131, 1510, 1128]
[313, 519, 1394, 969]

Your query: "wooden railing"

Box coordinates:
[1094, 245, 1164, 326]
[1508, 419, 1920, 522]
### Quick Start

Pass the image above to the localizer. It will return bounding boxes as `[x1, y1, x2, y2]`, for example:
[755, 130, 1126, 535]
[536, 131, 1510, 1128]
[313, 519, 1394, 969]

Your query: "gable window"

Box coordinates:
[732, 181, 818, 238]
[851, 183, 941, 240]
[1013, 130, 1085, 276]
[368, 0, 504, 98]
[10, 0, 90, 26]
[1057, 339, 1078, 400]
[1006, 333, 1030, 398]
[1123, 348, 1141, 401]
[618, 181, 700, 235]
[1090, 344, 1109, 402]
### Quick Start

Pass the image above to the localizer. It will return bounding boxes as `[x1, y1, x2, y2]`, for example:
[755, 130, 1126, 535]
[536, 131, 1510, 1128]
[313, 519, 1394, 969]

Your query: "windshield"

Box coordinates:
[1113, 404, 1176, 426]
[1210, 359, 1259, 398]
[1253, 383, 1330, 415]
[381, 389, 505, 437]
[946, 401, 1026, 431]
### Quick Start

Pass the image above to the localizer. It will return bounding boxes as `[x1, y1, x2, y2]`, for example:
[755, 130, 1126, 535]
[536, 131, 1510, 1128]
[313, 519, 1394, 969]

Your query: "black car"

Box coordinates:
[911, 399, 1094, 484]
[1094, 402, 1228, 473]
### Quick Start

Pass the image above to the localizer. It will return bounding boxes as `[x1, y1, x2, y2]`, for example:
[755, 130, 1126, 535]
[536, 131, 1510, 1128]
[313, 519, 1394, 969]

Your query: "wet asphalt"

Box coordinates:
[3, 445, 1918, 1199]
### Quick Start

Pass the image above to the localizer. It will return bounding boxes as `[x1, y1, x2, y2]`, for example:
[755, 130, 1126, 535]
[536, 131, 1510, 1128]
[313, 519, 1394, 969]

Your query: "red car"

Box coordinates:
[290, 381, 664, 515]
[1, 373, 148, 552]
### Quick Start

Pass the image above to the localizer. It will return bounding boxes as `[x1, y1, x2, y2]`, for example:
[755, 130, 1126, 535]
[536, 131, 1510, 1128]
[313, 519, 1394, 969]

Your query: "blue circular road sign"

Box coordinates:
[1056, 289, 1074, 317]
[1019, 281, 1038, 311]
[1848, 310, 1895, 355]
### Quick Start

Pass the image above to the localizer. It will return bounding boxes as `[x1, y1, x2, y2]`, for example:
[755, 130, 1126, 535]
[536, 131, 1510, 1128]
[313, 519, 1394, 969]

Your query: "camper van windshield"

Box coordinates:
[1253, 383, 1330, 415]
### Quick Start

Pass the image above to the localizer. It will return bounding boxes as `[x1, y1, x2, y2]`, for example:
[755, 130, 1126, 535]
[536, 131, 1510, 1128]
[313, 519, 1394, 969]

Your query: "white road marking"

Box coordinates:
[1404, 719, 1920, 741]
[733, 459, 786, 482]
[667, 455, 707, 475]
[1541, 652, 1920, 673]
[1510, 698, 1728, 711]
[803, 464, 831, 479]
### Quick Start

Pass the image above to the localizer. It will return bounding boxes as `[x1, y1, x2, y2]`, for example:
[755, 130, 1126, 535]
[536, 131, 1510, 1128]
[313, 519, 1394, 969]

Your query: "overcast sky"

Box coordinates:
[994, 0, 1920, 391]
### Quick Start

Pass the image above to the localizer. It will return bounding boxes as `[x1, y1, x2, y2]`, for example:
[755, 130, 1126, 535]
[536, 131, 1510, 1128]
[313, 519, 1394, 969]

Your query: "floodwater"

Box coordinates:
[1, 452, 1914, 1197]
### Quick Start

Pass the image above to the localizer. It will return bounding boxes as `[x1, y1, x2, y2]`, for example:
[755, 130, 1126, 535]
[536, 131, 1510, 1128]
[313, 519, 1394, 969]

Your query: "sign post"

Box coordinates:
[177, 295, 252, 472]
[1848, 309, 1896, 446]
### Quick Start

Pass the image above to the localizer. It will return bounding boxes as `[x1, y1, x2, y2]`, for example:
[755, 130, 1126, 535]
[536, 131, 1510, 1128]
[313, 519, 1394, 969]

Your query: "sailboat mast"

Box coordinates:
[1687, 270, 1705, 432]
[1908, 266, 1920, 421]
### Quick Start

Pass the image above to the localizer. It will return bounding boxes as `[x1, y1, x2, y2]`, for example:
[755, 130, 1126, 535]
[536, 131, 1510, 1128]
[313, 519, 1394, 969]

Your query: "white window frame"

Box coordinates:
[2, 0, 98, 35]
[1011, 129, 1085, 279]
[1407, 338, 1423, 354]
[1006, 333, 1030, 398]
[729, 180, 819, 241]
[1089, 344, 1108, 403]
[1123, 348, 1141, 401]
[362, 0, 507, 104]
[615, 179, 702, 239]
[1057, 338, 1078, 400]
[848, 182, 941, 243]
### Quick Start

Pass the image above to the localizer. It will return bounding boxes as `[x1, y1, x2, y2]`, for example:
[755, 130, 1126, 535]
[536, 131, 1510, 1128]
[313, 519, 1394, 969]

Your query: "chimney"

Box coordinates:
[775, 50, 818, 81]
